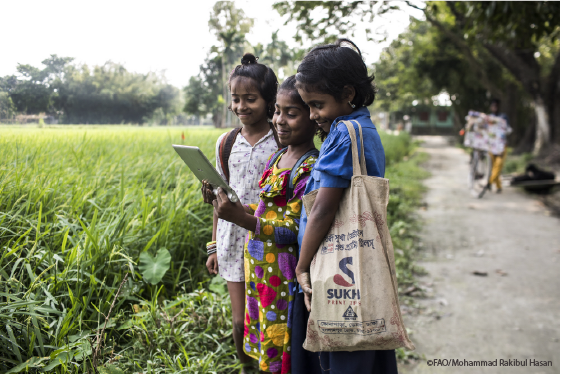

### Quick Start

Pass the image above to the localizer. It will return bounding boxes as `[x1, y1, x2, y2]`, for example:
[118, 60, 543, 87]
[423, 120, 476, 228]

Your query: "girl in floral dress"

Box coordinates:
[206, 76, 320, 373]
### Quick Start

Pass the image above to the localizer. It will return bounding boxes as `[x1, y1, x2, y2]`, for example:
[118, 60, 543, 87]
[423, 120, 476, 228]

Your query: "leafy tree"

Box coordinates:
[0, 92, 16, 120]
[373, 17, 536, 148]
[275, 1, 560, 154]
[57, 62, 181, 124]
[184, 9, 301, 126]
[0, 55, 181, 124]
[0, 55, 73, 115]
[184, 54, 225, 127]
[208, 1, 254, 127]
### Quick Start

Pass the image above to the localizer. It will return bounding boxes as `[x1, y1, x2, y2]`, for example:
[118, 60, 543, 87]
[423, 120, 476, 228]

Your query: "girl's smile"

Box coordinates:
[297, 90, 355, 133]
[230, 77, 268, 126]
[274, 92, 317, 146]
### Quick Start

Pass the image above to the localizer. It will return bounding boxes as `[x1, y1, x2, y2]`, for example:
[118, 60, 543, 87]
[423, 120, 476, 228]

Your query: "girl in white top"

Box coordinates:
[202, 53, 279, 372]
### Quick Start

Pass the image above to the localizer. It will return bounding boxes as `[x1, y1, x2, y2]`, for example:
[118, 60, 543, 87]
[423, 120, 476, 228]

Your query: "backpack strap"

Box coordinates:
[267, 147, 288, 171]
[219, 127, 241, 183]
[220, 124, 281, 182]
[287, 148, 319, 202]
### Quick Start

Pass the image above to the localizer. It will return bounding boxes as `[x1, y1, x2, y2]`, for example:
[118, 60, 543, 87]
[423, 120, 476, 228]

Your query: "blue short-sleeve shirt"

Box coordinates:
[295, 107, 385, 293]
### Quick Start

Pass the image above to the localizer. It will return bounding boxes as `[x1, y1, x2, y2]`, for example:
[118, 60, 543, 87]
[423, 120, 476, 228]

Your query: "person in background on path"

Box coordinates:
[204, 76, 320, 373]
[486, 98, 511, 193]
[202, 53, 279, 373]
[293, 38, 398, 374]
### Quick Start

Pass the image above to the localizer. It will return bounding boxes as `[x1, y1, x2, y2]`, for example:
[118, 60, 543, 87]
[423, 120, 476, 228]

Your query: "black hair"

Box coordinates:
[490, 98, 501, 106]
[228, 53, 278, 120]
[295, 38, 376, 107]
[278, 75, 327, 141]
[278, 76, 307, 108]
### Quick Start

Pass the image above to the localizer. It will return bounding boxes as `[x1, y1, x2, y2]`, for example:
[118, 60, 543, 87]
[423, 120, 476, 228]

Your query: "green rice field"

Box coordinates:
[0, 126, 428, 373]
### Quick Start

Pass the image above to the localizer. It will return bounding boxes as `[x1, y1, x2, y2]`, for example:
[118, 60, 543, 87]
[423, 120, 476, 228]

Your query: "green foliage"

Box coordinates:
[386, 152, 430, 289]
[116, 289, 239, 374]
[1, 127, 427, 373]
[0, 57, 182, 124]
[374, 17, 492, 114]
[274, 1, 559, 150]
[57, 62, 182, 124]
[183, 2, 306, 125]
[502, 150, 534, 175]
[0, 92, 16, 119]
[139, 248, 172, 285]
[456, 1, 560, 47]
[208, 275, 228, 296]
[0, 127, 226, 373]
[184, 56, 224, 127]
[0, 55, 72, 115]
[272, 1, 399, 44]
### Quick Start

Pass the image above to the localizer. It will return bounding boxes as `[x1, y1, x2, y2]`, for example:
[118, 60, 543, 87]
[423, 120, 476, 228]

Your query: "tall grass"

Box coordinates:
[1, 126, 427, 373]
[0, 127, 226, 372]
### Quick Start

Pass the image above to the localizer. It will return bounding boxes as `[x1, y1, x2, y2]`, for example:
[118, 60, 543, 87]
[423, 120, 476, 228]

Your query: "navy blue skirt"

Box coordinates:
[291, 291, 398, 374]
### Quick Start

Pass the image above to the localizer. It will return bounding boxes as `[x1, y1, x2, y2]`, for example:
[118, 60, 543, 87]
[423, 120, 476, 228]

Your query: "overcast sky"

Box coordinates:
[0, 1, 423, 88]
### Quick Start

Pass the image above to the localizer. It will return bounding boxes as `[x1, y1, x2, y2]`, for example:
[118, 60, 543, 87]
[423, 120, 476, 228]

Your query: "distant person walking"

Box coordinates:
[486, 99, 511, 193]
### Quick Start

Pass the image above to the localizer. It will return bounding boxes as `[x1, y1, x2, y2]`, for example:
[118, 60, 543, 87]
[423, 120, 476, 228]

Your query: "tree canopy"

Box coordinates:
[0, 56, 181, 124]
[276, 0, 560, 154]
[183, 1, 305, 127]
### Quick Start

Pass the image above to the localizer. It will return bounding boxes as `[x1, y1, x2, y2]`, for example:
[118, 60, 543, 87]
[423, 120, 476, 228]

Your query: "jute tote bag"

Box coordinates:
[301, 120, 415, 352]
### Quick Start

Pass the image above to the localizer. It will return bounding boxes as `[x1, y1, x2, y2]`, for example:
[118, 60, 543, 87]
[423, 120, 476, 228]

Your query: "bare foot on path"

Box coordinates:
[400, 136, 559, 374]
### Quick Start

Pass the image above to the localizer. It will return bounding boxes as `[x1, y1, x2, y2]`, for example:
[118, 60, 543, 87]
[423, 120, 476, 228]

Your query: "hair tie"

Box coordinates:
[241, 56, 259, 65]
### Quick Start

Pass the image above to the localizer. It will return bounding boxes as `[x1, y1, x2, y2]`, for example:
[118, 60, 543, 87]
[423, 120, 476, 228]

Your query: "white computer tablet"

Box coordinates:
[172, 144, 239, 202]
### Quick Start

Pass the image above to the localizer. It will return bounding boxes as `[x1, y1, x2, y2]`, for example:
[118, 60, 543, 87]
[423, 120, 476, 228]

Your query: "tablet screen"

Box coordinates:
[172, 145, 239, 202]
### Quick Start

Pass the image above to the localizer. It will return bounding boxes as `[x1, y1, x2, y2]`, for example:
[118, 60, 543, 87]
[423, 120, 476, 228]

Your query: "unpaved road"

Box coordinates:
[400, 136, 560, 374]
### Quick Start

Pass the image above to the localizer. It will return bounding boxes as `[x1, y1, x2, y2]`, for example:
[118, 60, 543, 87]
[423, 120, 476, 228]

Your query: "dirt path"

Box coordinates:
[400, 136, 560, 374]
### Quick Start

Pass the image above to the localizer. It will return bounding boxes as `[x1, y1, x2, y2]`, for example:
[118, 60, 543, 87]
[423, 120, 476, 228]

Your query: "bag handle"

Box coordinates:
[287, 148, 319, 201]
[352, 120, 367, 173]
[341, 120, 367, 176]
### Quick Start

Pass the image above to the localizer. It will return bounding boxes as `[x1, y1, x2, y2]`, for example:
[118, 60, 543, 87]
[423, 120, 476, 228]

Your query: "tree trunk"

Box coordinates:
[544, 53, 560, 145]
[213, 112, 222, 128]
[221, 52, 227, 128]
[504, 83, 519, 148]
[532, 97, 551, 156]
[515, 115, 536, 154]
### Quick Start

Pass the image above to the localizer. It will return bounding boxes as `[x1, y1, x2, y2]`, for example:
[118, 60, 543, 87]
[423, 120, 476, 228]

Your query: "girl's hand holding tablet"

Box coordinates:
[212, 188, 258, 231]
[201, 180, 217, 205]
[212, 187, 240, 218]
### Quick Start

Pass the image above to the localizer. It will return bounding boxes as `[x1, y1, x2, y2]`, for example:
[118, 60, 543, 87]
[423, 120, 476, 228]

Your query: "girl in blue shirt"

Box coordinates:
[291, 39, 398, 374]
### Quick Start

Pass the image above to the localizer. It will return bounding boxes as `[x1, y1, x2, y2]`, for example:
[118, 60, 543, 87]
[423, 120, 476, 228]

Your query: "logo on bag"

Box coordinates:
[334, 257, 354, 287]
[327, 257, 361, 304]
[321, 243, 334, 254]
[342, 306, 358, 321]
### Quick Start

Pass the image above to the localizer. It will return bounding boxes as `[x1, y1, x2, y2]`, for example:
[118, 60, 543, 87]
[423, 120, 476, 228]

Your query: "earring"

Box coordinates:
[348, 101, 356, 109]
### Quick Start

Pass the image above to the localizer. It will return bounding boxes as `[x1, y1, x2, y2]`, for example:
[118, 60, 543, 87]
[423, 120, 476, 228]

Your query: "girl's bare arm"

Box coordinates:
[296, 187, 344, 274]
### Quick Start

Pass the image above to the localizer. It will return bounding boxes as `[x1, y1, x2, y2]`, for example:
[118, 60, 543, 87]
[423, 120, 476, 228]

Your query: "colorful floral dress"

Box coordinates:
[243, 151, 317, 374]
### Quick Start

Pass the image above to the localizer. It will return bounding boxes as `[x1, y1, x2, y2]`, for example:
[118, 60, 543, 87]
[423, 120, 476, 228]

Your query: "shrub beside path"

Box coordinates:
[400, 136, 560, 374]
